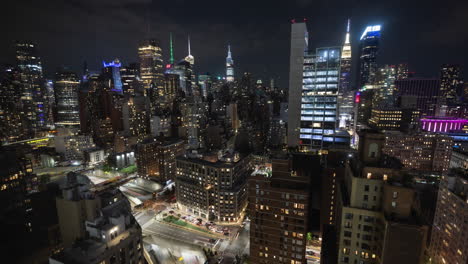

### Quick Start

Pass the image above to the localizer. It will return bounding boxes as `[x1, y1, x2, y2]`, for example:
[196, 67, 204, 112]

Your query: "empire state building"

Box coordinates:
[340, 19, 352, 92]
[226, 45, 234, 82]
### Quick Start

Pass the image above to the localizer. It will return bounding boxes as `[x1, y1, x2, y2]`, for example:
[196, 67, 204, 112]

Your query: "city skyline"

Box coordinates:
[2, 0, 468, 87]
[1, 1, 468, 264]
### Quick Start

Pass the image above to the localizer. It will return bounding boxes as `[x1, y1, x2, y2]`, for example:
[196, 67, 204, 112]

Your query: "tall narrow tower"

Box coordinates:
[340, 19, 352, 92]
[226, 45, 234, 82]
[358, 25, 382, 88]
[15, 41, 49, 131]
[287, 21, 308, 147]
[169, 33, 175, 65]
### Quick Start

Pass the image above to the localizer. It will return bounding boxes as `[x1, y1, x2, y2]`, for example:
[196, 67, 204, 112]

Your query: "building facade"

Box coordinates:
[394, 78, 440, 116]
[135, 138, 185, 182]
[50, 173, 143, 264]
[429, 173, 468, 264]
[176, 151, 250, 223]
[287, 21, 308, 147]
[299, 47, 349, 149]
[138, 39, 164, 110]
[383, 131, 453, 172]
[54, 71, 80, 127]
[248, 159, 309, 264]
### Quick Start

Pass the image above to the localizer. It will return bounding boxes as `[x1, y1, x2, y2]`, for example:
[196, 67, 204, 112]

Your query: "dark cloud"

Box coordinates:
[1, 0, 467, 86]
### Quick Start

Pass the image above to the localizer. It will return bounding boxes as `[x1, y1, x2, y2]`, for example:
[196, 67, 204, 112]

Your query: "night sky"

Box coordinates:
[2, 0, 468, 87]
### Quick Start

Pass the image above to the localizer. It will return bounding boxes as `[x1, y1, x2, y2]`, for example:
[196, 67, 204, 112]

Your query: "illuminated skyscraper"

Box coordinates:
[226, 45, 234, 82]
[15, 41, 49, 131]
[287, 21, 309, 147]
[54, 71, 80, 127]
[102, 59, 123, 94]
[340, 19, 352, 92]
[358, 25, 382, 88]
[299, 47, 349, 150]
[440, 64, 462, 104]
[138, 39, 164, 108]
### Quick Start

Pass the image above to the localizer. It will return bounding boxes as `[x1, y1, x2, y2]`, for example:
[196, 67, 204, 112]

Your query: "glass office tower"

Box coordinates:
[300, 47, 349, 150]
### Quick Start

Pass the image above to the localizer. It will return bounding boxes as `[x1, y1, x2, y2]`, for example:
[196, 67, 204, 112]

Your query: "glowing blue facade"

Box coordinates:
[300, 47, 349, 149]
[103, 59, 123, 94]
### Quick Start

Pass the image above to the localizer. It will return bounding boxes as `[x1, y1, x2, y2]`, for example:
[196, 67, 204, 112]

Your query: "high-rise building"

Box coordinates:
[429, 171, 468, 264]
[50, 173, 143, 264]
[138, 39, 164, 109]
[54, 71, 80, 127]
[15, 41, 49, 131]
[287, 21, 308, 147]
[175, 151, 250, 223]
[226, 45, 234, 82]
[248, 158, 310, 264]
[340, 19, 352, 93]
[439, 64, 462, 105]
[383, 131, 453, 172]
[396, 63, 409, 80]
[198, 74, 212, 98]
[135, 138, 185, 182]
[0, 147, 37, 262]
[374, 65, 397, 107]
[394, 78, 441, 116]
[337, 131, 428, 264]
[368, 108, 420, 132]
[299, 47, 349, 150]
[0, 66, 29, 143]
[120, 63, 141, 96]
[358, 25, 382, 88]
[122, 95, 149, 142]
[103, 59, 123, 94]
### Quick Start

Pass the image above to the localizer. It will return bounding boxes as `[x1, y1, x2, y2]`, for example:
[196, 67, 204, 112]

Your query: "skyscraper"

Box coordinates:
[340, 19, 352, 93]
[439, 64, 462, 105]
[287, 21, 308, 147]
[299, 47, 348, 150]
[429, 171, 468, 264]
[102, 59, 123, 94]
[226, 45, 234, 82]
[358, 25, 382, 88]
[15, 41, 49, 131]
[138, 39, 164, 108]
[54, 71, 80, 127]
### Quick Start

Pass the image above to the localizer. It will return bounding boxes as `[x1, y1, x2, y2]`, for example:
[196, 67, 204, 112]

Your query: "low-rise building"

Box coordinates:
[50, 172, 143, 264]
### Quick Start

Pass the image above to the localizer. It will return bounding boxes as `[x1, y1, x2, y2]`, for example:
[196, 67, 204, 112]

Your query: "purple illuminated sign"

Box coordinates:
[102, 61, 122, 68]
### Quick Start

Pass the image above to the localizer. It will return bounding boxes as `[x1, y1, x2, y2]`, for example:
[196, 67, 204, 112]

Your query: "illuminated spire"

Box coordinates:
[227, 44, 232, 58]
[345, 19, 351, 44]
[188, 35, 191, 55]
[185, 35, 194, 65]
[169, 33, 174, 65]
[342, 19, 352, 59]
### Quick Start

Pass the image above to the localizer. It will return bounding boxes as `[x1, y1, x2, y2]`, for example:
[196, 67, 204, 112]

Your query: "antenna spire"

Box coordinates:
[170, 33, 174, 65]
[188, 36, 191, 55]
[347, 18, 351, 33]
